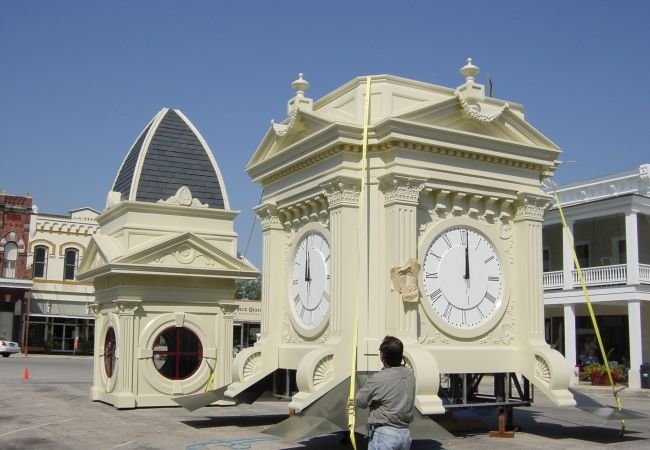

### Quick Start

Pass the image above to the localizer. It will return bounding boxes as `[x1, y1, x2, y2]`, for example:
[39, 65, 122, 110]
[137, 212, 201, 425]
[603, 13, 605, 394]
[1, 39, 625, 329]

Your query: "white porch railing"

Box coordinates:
[641, 264, 650, 284]
[542, 271, 563, 289]
[571, 264, 626, 286]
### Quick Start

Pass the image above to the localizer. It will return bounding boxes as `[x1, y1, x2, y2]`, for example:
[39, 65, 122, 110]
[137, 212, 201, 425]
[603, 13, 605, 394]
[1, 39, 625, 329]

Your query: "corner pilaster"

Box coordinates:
[254, 202, 284, 342]
[379, 175, 426, 343]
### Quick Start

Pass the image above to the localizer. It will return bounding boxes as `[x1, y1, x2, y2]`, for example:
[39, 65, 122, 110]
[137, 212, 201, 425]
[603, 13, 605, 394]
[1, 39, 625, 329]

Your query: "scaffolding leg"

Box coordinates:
[489, 406, 515, 438]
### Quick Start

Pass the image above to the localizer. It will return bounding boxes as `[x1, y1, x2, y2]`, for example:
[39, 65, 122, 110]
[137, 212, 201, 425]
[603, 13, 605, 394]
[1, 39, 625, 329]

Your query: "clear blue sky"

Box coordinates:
[1, 1, 648, 267]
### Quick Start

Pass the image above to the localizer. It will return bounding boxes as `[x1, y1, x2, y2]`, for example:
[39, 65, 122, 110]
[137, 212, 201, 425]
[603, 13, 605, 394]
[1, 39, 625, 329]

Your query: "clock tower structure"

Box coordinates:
[227, 61, 574, 414]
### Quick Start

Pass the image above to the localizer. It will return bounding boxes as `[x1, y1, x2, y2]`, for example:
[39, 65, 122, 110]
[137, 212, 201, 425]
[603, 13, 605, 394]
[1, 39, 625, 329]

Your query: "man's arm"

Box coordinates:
[355, 377, 375, 409]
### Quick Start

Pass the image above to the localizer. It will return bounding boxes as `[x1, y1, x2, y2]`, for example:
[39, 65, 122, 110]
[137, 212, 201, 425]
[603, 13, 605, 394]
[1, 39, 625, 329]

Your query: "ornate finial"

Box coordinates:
[291, 73, 310, 96]
[460, 57, 480, 83]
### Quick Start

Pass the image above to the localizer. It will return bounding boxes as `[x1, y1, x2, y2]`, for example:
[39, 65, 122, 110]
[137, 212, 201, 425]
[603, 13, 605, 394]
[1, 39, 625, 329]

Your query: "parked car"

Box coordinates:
[0, 340, 21, 357]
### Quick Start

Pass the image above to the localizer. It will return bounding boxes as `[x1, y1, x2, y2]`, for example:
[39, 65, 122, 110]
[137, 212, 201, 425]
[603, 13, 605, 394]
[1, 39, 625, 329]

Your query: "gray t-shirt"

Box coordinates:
[355, 365, 416, 428]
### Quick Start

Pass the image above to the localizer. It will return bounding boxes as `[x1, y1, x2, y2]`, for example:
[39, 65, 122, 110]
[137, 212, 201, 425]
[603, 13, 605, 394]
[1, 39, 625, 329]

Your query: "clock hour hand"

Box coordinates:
[464, 243, 470, 280]
[306, 249, 311, 282]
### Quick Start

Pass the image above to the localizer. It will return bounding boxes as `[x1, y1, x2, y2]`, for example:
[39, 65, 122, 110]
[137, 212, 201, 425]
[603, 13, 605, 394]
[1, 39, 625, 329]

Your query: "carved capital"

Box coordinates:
[254, 202, 283, 230]
[514, 193, 550, 222]
[321, 179, 361, 208]
[378, 175, 426, 205]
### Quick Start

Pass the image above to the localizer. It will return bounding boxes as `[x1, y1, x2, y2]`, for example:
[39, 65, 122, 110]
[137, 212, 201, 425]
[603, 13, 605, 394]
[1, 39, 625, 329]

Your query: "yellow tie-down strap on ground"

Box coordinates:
[553, 188, 625, 435]
[347, 76, 372, 450]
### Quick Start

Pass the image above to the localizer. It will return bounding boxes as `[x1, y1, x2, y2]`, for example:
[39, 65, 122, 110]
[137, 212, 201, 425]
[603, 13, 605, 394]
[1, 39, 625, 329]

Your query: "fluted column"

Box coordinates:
[254, 203, 284, 342]
[322, 178, 360, 340]
[514, 193, 550, 345]
[115, 301, 138, 408]
[217, 304, 238, 386]
[379, 175, 425, 343]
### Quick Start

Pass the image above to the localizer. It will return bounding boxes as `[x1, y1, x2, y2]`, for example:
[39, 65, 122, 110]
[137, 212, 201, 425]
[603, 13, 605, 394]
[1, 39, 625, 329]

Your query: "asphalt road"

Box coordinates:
[1, 355, 649, 449]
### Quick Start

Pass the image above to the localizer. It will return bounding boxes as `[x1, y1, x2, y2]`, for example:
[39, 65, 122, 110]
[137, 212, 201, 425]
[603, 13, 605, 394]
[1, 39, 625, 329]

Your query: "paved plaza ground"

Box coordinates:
[1, 355, 649, 449]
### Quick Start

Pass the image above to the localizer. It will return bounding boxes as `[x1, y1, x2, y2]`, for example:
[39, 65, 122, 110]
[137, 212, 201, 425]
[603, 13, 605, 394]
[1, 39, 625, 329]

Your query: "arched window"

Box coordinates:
[2, 242, 18, 278]
[63, 248, 79, 280]
[33, 245, 48, 278]
[152, 327, 202, 380]
[104, 327, 116, 378]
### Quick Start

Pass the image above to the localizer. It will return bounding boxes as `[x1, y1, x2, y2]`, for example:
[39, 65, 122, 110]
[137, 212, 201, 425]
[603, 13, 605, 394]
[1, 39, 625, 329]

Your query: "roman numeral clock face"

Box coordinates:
[290, 231, 331, 333]
[422, 227, 504, 334]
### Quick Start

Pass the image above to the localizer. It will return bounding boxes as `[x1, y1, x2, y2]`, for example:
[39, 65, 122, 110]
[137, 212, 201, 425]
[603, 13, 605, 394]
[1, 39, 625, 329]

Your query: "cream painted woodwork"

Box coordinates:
[78, 188, 257, 408]
[228, 61, 575, 414]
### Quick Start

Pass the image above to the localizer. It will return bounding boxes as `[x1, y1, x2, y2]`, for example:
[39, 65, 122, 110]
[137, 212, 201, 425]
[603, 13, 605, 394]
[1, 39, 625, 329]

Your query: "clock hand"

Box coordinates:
[464, 242, 470, 280]
[306, 249, 311, 282]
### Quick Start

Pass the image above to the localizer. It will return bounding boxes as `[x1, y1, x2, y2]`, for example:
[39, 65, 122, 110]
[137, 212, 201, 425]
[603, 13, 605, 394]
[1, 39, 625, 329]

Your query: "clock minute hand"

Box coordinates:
[464, 243, 470, 280]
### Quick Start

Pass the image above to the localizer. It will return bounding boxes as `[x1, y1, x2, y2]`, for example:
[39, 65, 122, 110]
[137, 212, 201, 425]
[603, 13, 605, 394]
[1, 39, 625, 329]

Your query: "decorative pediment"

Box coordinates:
[247, 111, 334, 168]
[119, 232, 257, 273]
[78, 237, 113, 276]
[397, 98, 558, 148]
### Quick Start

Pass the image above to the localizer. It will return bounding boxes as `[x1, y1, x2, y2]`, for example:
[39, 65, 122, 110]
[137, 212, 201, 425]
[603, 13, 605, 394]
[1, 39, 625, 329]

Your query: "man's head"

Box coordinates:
[379, 335, 404, 367]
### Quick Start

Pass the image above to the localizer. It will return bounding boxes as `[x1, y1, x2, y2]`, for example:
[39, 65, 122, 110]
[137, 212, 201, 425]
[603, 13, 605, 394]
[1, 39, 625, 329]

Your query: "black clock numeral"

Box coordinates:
[442, 234, 452, 248]
[484, 292, 496, 303]
[488, 276, 499, 282]
[429, 251, 441, 260]
[425, 272, 438, 278]
[484, 255, 494, 264]
[460, 230, 468, 246]
[429, 289, 442, 303]
[462, 310, 467, 324]
[443, 303, 453, 318]
[475, 238, 482, 251]
[292, 280, 298, 286]
[322, 292, 330, 304]
[325, 254, 330, 262]
[477, 307, 485, 318]
[326, 274, 331, 280]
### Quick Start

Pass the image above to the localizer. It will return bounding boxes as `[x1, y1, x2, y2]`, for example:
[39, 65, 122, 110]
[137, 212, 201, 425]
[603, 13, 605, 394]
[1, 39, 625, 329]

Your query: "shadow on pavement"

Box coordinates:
[512, 409, 647, 445]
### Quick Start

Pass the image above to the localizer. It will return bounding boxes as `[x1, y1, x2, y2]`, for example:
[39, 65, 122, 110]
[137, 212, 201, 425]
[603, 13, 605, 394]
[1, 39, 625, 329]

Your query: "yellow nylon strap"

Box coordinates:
[347, 76, 372, 450]
[553, 189, 625, 435]
[206, 369, 215, 392]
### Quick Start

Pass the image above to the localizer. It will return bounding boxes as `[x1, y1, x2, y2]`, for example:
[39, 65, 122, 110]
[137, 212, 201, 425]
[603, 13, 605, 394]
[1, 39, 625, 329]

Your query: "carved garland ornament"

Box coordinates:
[456, 93, 510, 123]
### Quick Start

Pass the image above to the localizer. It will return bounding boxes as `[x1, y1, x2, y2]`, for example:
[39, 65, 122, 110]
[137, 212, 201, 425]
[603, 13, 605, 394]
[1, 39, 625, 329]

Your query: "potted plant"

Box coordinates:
[580, 362, 624, 385]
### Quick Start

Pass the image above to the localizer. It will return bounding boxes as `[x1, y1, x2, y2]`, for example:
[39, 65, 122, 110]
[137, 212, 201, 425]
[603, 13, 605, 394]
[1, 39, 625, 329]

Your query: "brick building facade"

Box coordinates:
[0, 192, 34, 345]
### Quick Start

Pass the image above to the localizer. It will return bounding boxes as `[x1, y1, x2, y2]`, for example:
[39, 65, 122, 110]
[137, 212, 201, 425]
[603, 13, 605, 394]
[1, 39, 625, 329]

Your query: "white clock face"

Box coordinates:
[290, 232, 331, 329]
[422, 227, 503, 329]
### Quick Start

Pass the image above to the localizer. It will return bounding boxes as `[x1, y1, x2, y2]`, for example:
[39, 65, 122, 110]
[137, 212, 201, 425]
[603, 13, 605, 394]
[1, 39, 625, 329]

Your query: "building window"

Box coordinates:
[152, 327, 202, 380]
[2, 242, 18, 278]
[575, 243, 590, 268]
[104, 327, 116, 378]
[33, 246, 48, 278]
[63, 248, 79, 280]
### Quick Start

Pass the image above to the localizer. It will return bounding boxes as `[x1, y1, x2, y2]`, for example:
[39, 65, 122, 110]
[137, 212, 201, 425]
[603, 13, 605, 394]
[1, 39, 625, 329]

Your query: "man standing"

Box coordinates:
[355, 336, 416, 450]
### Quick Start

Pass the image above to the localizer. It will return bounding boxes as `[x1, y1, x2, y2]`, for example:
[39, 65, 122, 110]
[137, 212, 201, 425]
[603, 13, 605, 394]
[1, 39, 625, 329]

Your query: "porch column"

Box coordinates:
[625, 212, 640, 285]
[562, 220, 575, 290]
[563, 304, 577, 385]
[628, 301, 642, 389]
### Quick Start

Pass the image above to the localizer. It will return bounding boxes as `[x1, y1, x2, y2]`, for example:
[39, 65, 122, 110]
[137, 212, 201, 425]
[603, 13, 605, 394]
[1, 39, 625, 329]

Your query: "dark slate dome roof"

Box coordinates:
[112, 108, 229, 209]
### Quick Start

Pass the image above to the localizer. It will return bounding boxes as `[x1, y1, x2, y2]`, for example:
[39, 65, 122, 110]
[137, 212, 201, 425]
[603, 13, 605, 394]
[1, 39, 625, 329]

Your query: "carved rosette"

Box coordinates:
[514, 193, 550, 222]
[322, 179, 361, 208]
[254, 202, 283, 231]
[379, 175, 426, 205]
